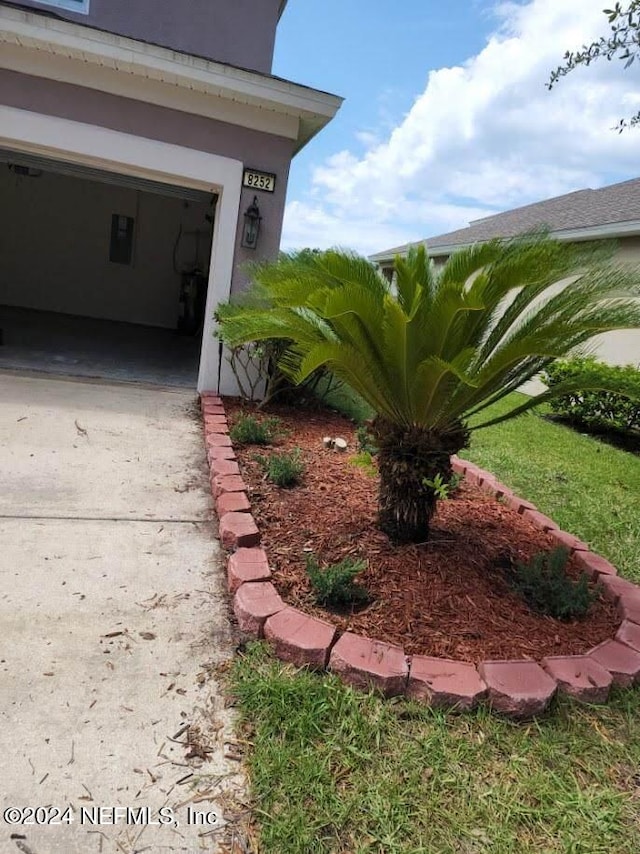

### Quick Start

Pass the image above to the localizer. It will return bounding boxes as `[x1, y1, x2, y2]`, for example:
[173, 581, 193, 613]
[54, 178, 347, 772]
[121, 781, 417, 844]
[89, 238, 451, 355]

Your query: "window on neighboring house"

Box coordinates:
[35, 0, 90, 14]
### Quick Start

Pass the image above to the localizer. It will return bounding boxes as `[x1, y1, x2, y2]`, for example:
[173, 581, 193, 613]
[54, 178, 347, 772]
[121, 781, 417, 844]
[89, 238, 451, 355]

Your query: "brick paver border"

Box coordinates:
[200, 393, 639, 719]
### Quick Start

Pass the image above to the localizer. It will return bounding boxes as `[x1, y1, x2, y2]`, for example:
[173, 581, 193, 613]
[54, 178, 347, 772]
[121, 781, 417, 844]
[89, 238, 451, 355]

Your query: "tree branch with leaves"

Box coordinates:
[548, 2, 640, 131]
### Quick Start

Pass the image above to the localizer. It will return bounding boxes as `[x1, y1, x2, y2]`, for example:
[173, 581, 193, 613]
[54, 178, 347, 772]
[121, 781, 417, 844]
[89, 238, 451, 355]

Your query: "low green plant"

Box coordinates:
[421, 472, 462, 500]
[511, 547, 598, 620]
[348, 451, 377, 477]
[305, 554, 369, 607]
[230, 413, 281, 445]
[355, 425, 378, 456]
[256, 449, 304, 487]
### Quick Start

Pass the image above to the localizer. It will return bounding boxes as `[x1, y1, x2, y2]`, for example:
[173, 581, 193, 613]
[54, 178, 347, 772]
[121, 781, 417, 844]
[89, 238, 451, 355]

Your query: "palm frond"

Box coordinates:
[394, 245, 433, 316]
[296, 341, 403, 423]
[215, 240, 640, 437]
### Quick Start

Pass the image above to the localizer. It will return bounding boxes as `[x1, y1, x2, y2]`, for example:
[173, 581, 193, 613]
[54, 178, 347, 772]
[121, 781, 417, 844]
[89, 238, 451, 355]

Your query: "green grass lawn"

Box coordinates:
[230, 392, 640, 853]
[232, 646, 640, 854]
[465, 394, 640, 582]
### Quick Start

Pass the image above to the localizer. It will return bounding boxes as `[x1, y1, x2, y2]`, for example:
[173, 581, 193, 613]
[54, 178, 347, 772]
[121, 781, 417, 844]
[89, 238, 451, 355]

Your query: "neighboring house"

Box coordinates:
[0, 0, 342, 392]
[371, 178, 640, 367]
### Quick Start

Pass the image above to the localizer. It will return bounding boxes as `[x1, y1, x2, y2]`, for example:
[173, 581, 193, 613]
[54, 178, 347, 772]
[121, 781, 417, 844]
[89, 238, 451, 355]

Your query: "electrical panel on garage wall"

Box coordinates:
[109, 214, 135, 265]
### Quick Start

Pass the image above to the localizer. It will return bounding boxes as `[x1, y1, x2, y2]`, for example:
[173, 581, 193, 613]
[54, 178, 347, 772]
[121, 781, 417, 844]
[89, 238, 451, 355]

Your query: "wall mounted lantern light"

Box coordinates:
[241, 195, 262, 249]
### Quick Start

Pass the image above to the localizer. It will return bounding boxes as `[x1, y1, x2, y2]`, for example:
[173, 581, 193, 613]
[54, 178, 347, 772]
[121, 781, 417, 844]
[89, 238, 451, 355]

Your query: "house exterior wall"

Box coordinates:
[0, 68, 295, 296]
[590, 235, 640, 368]
[0, 165, 213, 327]
[10, 0, 283, 73]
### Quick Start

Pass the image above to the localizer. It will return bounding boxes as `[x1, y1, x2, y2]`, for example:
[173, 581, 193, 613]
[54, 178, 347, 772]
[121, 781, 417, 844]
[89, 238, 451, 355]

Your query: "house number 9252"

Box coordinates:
[243, 169, 276, 193]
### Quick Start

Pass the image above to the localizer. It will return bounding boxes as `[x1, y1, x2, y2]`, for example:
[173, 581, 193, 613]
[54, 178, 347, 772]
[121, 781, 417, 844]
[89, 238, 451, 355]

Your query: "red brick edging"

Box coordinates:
[200, 393, 640, 719]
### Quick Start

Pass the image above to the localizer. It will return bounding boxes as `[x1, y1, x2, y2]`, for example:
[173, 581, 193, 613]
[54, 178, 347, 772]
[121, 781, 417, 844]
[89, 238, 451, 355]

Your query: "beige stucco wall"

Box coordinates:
[591, 236, 640, 367]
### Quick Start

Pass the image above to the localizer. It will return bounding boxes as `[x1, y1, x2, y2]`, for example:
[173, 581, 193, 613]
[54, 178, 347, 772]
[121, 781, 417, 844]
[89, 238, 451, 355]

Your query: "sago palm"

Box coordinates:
[216, 234, 640, 542]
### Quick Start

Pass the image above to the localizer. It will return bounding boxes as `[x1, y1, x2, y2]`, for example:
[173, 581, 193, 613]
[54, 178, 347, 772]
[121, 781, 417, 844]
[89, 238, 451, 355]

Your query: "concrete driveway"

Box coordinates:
[0, 373, 243, 853]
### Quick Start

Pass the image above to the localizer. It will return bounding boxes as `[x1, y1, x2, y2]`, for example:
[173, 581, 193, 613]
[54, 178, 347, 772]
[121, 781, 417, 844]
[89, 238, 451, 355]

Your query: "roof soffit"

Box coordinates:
[0, 5, 342, 151]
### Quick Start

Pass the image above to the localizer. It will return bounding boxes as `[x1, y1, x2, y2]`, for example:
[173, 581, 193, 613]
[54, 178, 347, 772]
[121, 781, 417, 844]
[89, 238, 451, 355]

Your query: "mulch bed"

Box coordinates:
[224, 399, 619, 663]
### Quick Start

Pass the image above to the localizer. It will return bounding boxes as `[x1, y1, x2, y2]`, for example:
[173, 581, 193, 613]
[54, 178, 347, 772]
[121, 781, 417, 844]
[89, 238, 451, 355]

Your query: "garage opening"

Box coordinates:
[0, 149, 217, 387]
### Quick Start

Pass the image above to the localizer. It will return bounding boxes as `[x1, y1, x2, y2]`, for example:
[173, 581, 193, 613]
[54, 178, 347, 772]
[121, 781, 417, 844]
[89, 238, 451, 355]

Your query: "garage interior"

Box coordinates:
[0, 150, 216, 387]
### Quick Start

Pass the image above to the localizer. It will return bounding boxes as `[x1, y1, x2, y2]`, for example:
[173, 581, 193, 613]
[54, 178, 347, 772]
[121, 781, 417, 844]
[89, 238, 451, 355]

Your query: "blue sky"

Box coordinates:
[274, 1, 496, 204]
[271, 0, 640, 255]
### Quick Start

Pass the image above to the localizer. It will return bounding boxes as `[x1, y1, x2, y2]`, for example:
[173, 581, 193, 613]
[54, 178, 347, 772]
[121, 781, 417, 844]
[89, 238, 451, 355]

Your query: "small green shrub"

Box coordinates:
[230, 413, 281, 445]
[305, 554, 369, 607]
[348, 451, 377, 477]
[543, 357, 640, 437]
[422, 472, 462, 500]
[356, 425, 378, 456]
[256, 449, 304, 487]
[511, 547, 598, 620]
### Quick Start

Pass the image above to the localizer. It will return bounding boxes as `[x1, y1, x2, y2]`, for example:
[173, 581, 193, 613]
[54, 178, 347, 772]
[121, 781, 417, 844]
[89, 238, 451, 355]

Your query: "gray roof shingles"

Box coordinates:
[371, 177, 640, 261]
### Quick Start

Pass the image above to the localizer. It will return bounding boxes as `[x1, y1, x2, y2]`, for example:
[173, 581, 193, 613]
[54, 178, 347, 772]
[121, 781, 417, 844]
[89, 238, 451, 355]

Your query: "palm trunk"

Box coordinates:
[373, 419, 469, 543]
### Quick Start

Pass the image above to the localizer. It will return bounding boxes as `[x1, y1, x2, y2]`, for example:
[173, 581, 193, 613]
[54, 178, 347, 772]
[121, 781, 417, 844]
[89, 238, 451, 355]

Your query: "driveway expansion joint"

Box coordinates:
[0, 513, 209, 523]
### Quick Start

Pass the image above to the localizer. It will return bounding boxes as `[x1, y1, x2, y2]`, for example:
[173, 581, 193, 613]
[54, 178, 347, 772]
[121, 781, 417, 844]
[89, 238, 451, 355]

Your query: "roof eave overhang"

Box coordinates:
[370, 219, 640, 264]
[427, 220, 640, 258]
[0, 5, 342, 153]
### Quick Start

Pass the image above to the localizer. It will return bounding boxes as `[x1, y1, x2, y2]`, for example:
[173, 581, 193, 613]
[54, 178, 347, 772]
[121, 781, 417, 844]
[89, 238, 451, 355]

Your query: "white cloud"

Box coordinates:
[282, 0, 640, 255]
